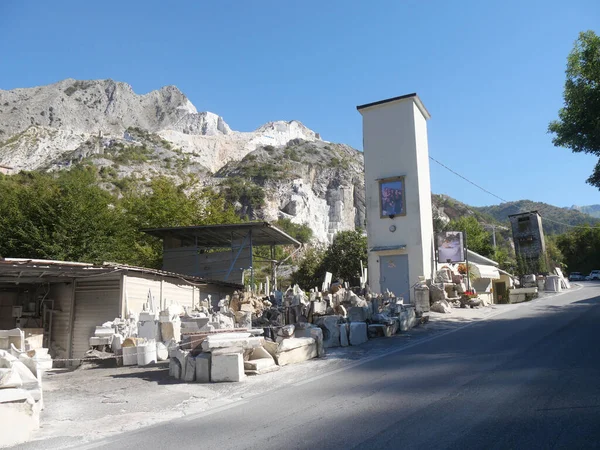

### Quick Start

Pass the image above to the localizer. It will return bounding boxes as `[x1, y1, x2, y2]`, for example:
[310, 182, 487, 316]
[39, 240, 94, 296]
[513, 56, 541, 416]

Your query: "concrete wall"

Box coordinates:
[123, 272, 236, 315]
[359, 95, 433, 300]
[123, 273, 163, 315]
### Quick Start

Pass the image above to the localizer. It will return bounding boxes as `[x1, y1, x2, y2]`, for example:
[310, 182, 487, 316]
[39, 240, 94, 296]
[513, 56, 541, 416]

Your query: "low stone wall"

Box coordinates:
[509, 287, 538, 304]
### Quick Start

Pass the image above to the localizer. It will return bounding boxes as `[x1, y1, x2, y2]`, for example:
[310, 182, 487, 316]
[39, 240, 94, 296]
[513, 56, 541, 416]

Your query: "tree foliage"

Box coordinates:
[291, 230, 367, 289]
[121, 177, 241, 267]
[555, 224, 600, 274]
[545, 235, 565, 271]
[0, 168, 129, 262]
[0, 169, 241, 268]
[549, 30, 600, 188]
[447, 216, 494, 258]
[321, 230, 367, 285]
[275, 218, 313, 244]
[290, 246, 326, 290]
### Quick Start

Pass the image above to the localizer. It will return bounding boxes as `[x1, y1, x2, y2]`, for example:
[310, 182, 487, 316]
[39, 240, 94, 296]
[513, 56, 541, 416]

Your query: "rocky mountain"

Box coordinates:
[0, 79, 320, 173]
[0, 79, 357, 243]
[570, 204, 600, 218]
[216, 139, 365, 242]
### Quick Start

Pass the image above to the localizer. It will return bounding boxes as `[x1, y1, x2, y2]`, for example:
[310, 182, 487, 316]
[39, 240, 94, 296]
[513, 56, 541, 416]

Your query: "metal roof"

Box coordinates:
[142, 222, 301, 248]
[0, 258, 243, 288]
[508, 210, 540, 218]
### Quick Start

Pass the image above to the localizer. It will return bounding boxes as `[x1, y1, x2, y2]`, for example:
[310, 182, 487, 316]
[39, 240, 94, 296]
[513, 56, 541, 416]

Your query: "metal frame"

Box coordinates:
[143, 222, 301, 291]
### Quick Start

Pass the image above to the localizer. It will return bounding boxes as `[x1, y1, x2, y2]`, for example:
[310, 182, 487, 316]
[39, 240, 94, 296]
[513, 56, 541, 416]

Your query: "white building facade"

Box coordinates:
[357, 94, 434, 302]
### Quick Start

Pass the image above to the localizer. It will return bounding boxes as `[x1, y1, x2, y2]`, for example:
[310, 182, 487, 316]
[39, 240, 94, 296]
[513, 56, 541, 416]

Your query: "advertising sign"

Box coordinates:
[437, 231, 465, 263]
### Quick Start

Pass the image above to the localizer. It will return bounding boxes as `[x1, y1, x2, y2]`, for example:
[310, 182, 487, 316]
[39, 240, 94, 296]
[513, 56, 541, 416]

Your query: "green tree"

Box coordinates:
[556, 224, 600, 274]
[121, 177, 241, 268]
[0, 171, 242, 268]
[492, 247, 516, 274]
[275, 218, 313, 244]
[290, 246, 326, 290]
[446, 216, 494, 258]
[549, 30, 600, 188]
[222, 177, 265, 214]
[290, 230, 368, 290]
[545, 235, 565, 271]
[0, 167, 128, 263]
[321, 230, 368, 286]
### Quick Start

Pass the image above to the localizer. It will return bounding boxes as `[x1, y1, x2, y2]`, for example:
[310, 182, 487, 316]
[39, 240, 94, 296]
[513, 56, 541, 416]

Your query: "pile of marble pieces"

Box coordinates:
[165, 283, 424, 383]
[85, 304, 188, 367]
[168, 322, 329, 383]
[301, 284, 419, 344]
[0, 346, 51, 447]
[169, 328, 281, 383]
[428, 267, 487, 313]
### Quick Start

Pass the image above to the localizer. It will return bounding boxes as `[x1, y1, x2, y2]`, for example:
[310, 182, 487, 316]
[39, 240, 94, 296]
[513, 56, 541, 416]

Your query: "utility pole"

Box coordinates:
[484, 224, 508, 251]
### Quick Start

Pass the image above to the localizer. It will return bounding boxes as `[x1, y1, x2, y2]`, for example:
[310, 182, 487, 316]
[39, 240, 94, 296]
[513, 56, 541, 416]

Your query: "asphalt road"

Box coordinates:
[50, 284, 600, 449]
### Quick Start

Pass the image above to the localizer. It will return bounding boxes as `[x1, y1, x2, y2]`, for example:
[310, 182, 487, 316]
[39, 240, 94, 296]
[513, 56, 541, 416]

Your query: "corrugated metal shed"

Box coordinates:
[71, 279, 120, 360]
[0, 258, 242, 364]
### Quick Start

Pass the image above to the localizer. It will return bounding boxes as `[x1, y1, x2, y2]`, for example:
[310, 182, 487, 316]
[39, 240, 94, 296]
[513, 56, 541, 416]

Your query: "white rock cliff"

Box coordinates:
[0, 79, 362, 243]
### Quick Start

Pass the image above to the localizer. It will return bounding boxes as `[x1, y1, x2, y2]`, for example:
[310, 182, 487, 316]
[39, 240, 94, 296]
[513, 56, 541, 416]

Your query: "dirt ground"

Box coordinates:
[21, 303, 512, 448]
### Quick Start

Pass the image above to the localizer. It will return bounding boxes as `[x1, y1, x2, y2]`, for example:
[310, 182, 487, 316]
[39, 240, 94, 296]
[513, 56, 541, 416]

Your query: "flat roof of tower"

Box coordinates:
[508, 211, 540, 218]
[356, 93, 431, 119]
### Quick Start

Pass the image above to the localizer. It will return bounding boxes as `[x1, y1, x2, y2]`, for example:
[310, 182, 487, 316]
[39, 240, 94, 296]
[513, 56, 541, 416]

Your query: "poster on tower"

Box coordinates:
[378, 176, 406, 218]
[437, 231, 465, 263]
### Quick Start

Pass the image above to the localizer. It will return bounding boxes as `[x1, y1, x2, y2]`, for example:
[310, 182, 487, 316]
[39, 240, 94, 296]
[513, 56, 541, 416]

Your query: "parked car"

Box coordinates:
[589, 270, 600, 280]
[569, 272, 585, 281]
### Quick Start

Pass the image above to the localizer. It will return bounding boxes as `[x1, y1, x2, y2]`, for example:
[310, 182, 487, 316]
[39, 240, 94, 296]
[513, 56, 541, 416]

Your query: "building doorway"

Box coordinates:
[379, 254, 409, 300]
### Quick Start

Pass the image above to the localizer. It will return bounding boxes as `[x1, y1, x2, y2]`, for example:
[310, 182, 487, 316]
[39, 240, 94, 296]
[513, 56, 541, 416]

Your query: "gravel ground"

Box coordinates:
[21, 302, 525, 447]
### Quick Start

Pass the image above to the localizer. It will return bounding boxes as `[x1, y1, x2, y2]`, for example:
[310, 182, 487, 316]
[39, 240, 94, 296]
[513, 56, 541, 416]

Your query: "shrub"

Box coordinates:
[275, 218, 313, 244]
[284, 148, 302, 162]
[222, 177, 265, 209]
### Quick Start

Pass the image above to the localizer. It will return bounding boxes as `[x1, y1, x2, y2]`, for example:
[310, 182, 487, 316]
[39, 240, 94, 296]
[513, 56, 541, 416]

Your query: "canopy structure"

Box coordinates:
[142, 222, 300, 249]
[0, 258, 242, 289]
[471, 263, 500, 280]
[142, 222, 301, 288]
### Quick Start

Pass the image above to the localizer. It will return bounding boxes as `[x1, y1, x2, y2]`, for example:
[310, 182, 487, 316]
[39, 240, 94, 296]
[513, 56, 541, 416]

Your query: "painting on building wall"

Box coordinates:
[437, 231, 465, 263]
[379, 176, 406, 218]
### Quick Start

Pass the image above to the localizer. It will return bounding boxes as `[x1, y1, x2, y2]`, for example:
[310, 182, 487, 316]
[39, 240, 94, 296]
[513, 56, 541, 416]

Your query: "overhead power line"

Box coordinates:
[429, 155, 599, 230]
[429, 156, 509, 204]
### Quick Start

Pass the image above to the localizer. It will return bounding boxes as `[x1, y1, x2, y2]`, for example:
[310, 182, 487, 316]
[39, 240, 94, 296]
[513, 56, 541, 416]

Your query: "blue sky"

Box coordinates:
[1, 0, 599, 207]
